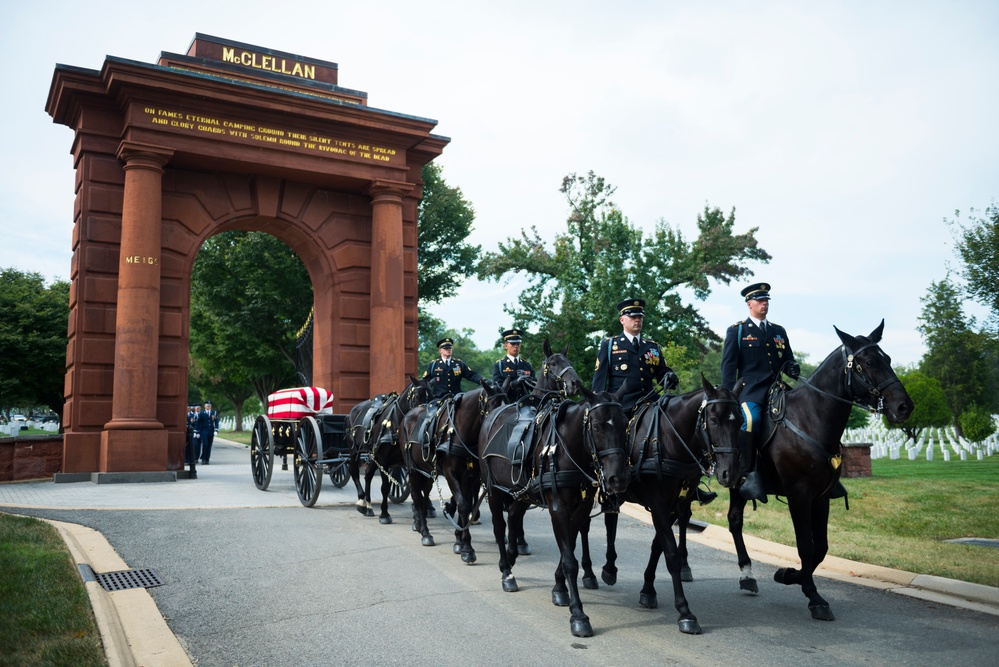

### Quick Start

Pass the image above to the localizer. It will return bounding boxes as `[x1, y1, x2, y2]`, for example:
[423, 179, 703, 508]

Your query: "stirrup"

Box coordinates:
[695, 488, 717, 506]
[739, 472, 768, 504]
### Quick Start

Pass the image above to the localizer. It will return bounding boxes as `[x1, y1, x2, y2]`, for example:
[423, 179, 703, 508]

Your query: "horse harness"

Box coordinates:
[482, 395, 624, 511]
[629, 393, 738, 486]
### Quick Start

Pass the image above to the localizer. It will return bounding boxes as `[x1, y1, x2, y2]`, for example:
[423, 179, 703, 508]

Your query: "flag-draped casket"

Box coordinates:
[266, 387, 334, 420]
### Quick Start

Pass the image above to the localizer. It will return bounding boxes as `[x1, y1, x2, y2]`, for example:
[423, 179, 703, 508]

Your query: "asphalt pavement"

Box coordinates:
[1, 437, 997, 667]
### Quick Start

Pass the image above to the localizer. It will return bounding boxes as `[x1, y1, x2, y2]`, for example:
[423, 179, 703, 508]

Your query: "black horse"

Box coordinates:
[589, 375, 744, 635]
[409, 338, 587, 561]
[478, 384, 630, 637]
[400, 380, 508, 557]
[674, 321, 912, 622]
[345, 375, 432, 524]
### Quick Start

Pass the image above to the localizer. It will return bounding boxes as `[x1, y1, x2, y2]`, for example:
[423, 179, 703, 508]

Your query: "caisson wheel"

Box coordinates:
[250, 415, 274, 491]
[294, 416, 324, 507]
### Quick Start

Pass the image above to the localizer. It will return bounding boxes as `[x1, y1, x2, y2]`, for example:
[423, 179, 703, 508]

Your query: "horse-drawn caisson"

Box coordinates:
[249, 386, 411, 508]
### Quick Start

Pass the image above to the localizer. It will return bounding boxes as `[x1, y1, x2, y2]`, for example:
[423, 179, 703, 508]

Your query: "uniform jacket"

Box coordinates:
[592, 334, 669, 411]
[492, 356, 534, 384]
[197, 409, 218, 433]
[721, 318, 795, 405]
[423, 358, 484, 399]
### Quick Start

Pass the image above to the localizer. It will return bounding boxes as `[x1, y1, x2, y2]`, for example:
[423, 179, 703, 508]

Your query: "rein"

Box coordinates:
[788, 342, 902, 415]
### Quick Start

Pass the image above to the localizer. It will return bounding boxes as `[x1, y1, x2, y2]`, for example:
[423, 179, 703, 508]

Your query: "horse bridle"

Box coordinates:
[542, 357, 577, 397]
[695, 396, 742, 467]
[793, 342, 903, 415]
[580, 400, 628, 494]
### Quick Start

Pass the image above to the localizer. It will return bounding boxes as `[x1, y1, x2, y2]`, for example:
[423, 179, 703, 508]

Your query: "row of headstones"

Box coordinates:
[845, 420, 998, 461]
[0, 420, 60, 436]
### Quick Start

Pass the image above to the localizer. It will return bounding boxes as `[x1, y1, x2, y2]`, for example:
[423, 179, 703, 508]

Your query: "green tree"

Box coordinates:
[0, 269, 69, 423]
[189, 232, 312, 410]
[918, 278, 999, 436]
[958, 404, 997, 444]
[948, 203, 999, 325]
[417, 162, 481, 348]
[478, 171, 771, 388]
[882, 370, 951, 442]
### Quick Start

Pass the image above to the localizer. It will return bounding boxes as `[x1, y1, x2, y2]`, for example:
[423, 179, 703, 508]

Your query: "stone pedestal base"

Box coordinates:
[842, 443, 872, 478]
[100, 429, 169, 472]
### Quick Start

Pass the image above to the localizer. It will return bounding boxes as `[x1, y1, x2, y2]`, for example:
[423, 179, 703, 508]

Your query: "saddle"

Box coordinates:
[482, 393, 561, 492]
[629, 394, 703, 480]
[357, 392, 398, 456]
[762, 381, 790, 450]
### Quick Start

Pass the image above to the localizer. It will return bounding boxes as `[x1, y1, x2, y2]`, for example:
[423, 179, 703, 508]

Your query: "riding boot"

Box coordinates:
[829, 480, 848, 499]
[738, 430, 768, 504]
[695, 488, 717, 505]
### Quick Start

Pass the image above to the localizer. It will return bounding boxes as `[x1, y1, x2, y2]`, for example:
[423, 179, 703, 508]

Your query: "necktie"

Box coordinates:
[633, 337, 640, 352]
[760, 321, 767, 334]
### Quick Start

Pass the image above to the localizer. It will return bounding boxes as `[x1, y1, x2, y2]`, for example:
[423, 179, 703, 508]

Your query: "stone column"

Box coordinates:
[100, 143, 173, 473]
[365, 180, 413, 396]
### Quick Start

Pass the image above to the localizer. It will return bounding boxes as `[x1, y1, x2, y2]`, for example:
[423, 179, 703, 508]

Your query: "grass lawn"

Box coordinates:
[0, 514, 104, 667]
[219, 429, 251, 446]
[691, 454, 999, 587]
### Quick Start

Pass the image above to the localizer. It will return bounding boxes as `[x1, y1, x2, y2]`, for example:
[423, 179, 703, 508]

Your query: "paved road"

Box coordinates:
[3, 440, 997, 667]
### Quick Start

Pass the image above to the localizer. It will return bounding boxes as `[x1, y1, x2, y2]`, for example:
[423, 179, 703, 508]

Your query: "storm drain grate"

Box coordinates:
[94, 568, 164, 592]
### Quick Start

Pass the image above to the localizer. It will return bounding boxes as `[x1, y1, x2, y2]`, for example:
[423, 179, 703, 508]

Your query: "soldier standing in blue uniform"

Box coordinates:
[721, 282, 801, 502]
[492, 328, 534, 386]
[423, 337, 485, 400]
[592, 298, 679, 414]
[197, 401, 219, 464]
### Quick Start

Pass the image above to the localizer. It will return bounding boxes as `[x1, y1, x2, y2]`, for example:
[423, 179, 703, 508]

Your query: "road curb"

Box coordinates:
[46, 518, 193, 667]
[618, 503, 999, 616]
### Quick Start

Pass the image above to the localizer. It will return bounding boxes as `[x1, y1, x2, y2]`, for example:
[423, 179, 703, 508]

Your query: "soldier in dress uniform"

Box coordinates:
[592, 298, 679, 415]
[593, 298, 713, 504]
[721, 282, 801, 502]
[492, 328, 534, 386]
[423, 337, 485, 400]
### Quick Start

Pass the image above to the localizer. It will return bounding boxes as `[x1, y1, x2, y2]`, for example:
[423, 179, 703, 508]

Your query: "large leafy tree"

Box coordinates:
[477, 171, 770, 387]
[882, 370, 951, 442]
[417, 162, 481, 346]
[0, 269, 69, 422]
[189, 232, 312, 413]
[917, 278, 999, 436]
[948, 203, 999, 326]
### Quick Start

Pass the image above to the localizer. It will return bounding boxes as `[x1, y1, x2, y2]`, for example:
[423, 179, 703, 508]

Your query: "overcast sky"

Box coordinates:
[1, 1, 996, 367]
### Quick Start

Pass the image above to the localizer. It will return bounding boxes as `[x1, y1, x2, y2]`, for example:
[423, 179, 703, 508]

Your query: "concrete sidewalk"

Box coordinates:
[2, 437, 997, 666]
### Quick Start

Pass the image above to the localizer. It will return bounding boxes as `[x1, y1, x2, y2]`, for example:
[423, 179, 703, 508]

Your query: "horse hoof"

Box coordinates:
[680, 566, 693, 582]
[552, 589, 570, 607]
[461, 551, 477, 564]
[601, 567, 617, 587]
[582, 575, 598, 590]
[740, 578, 759, 594]
[678, 618, 702, 635]
[379, 516, 392, 525]
[421, 536, 435, 547]
[570, 618, 594, 638]
[502, 576, 519, 593]
[774, 568, 798, 585]
[365, 508, 375, 517]
[639, 592, 658, 609]
[517, 543, 532, 556]
[355, 505, 368, 515]
[453, 543, 462, 554]
[427, 506, 437, 518]
[810, 604, 835, 621]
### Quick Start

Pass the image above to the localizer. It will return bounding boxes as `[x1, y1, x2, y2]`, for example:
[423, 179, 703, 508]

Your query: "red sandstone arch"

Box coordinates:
[46, 35, 446, 476]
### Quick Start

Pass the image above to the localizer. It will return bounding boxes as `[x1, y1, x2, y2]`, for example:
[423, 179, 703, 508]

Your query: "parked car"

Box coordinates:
[11, 415, 27, 431]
